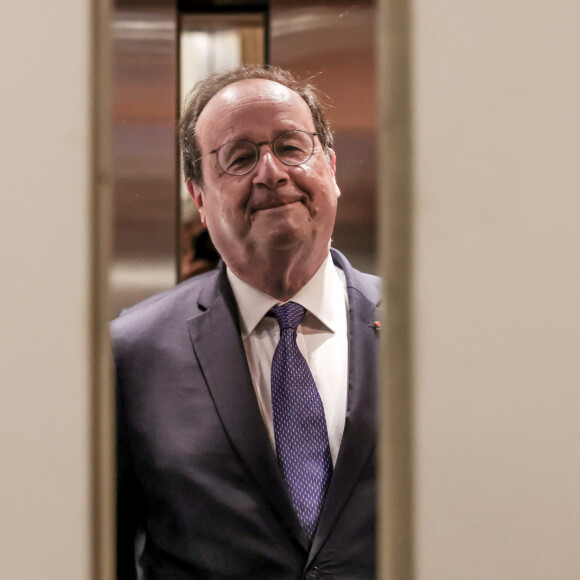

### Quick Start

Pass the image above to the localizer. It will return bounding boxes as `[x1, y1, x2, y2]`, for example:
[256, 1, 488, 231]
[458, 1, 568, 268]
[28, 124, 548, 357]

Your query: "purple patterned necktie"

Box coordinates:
[269, 301, 333, 540]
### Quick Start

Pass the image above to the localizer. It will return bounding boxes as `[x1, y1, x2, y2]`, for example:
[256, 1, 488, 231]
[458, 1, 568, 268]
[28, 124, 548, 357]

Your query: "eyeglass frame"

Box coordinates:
[194, 130, 320, 177]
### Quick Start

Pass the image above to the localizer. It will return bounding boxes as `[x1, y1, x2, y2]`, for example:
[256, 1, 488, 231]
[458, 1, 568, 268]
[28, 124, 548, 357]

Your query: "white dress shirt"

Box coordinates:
[226, 253, 349, 466]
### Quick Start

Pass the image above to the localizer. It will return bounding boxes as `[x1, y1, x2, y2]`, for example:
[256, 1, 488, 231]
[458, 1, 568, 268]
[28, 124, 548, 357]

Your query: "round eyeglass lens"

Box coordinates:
[273, 130, 315, 166]
[218, 141, 258, 176]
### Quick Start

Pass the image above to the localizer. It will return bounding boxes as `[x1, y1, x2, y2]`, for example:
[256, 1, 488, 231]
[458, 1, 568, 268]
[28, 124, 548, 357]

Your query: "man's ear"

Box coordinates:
[328, 149, 337, 175]
[186, 179, 206, 224]
[328, 149, 341, 199]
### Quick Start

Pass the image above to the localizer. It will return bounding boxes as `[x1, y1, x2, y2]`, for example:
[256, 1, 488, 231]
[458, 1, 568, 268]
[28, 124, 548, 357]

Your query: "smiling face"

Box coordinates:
[186, 79, 341, 284]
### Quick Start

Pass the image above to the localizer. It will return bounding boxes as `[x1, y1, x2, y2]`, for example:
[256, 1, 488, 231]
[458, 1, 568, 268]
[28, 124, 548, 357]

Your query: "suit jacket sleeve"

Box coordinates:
[116, 350, 143, 580]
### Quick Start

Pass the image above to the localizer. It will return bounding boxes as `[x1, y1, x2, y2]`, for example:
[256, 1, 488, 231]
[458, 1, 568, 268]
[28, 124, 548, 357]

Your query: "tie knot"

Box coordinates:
[269, 301, 305, 331]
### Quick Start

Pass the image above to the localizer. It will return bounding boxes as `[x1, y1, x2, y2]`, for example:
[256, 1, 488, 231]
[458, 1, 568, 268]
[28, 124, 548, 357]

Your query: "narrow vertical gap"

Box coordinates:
[263, 9, 270, 64]
[90, 0, 115, 578]
[377, 0, 415, 578]
[175, 5, 183, 286]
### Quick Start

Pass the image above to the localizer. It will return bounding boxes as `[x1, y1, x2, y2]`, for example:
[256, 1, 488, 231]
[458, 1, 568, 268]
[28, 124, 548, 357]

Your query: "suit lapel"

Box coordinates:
[186, 267, 309, 550]
[308, 252, 381, 562]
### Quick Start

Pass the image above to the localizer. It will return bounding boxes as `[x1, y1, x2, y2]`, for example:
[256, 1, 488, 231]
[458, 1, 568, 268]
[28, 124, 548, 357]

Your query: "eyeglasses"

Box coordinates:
[199, 130, 318, 177]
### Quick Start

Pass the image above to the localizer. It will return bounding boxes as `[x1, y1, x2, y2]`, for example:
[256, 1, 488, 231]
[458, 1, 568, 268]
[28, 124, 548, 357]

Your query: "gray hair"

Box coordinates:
[179, 65, 334, 185]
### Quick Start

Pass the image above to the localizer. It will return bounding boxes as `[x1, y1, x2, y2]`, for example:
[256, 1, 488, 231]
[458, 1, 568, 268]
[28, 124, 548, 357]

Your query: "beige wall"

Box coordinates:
[0, 0, 94, 578]
[412, 1, 580, 578]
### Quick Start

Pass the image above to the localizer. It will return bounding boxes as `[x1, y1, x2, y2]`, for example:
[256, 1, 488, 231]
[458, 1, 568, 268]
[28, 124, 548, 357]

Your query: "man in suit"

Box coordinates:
[113, 65, 381, 579]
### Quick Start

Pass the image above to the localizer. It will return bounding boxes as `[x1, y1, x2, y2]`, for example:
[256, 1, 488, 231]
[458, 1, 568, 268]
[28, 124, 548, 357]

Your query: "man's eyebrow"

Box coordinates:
[218, 127, 310, 144]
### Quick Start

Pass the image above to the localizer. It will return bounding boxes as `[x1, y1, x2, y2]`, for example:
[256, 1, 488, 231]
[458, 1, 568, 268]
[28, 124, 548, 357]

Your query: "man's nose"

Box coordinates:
[252, 147, 289, 188]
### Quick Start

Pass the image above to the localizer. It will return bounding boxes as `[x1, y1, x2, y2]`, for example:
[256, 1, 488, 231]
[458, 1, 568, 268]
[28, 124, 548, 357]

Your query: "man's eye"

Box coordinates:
[277, 142, 308, 162]
[227, 153, 254, 169]
[279, 144, 303, 152]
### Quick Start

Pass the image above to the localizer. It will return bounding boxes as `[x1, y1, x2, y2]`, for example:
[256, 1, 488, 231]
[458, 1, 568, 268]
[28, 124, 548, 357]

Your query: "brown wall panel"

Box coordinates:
[111, 1, 178, 316]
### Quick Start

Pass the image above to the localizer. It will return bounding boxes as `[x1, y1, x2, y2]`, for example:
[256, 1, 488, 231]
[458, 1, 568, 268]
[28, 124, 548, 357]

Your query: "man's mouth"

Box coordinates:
[251, 196, 305, 213]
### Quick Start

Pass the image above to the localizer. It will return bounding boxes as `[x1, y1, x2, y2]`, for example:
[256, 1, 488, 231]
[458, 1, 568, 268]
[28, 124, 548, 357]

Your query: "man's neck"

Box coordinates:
[227, 248, 329, 302]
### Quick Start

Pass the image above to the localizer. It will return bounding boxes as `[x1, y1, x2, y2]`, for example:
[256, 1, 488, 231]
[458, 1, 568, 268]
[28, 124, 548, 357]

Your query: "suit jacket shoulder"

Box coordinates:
[330, 248, 382, 306]
[112, 266, 222, 343]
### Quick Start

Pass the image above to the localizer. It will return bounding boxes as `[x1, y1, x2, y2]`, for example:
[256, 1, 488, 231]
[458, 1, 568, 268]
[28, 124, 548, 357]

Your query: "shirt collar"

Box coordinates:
[226, 253, 345, 336]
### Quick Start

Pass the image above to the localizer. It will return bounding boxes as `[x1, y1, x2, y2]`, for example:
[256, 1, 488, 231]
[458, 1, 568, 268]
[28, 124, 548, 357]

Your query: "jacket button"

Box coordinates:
[305, 569, 321, 580]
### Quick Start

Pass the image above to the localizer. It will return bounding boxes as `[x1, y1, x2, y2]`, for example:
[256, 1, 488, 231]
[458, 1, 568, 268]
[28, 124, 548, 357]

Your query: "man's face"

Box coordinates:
[187, 79, 341, 278]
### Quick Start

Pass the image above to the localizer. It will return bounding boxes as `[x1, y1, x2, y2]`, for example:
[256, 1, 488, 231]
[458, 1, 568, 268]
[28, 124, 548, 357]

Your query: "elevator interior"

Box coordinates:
[112, 0, 376, 317]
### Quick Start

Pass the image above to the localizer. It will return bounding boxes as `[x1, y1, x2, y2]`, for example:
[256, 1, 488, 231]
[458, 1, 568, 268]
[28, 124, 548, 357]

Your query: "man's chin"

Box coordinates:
[259, 230, 306, 252]
[251, 210, 311, 248]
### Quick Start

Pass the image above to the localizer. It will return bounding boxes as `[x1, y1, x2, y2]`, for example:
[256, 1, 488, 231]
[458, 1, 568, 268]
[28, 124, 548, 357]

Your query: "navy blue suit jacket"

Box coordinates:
[112, 249, 382, 579]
